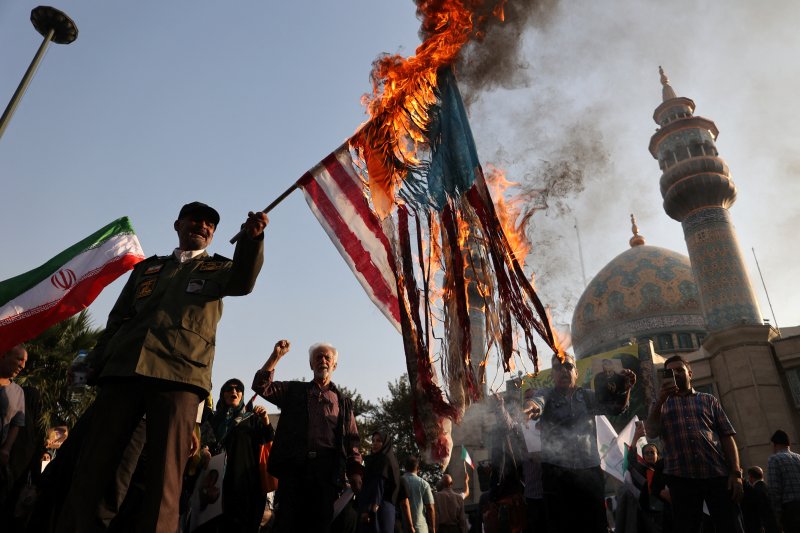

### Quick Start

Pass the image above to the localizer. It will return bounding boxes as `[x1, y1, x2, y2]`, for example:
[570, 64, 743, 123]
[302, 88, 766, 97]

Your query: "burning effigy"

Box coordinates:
[255, 0, 563, 467]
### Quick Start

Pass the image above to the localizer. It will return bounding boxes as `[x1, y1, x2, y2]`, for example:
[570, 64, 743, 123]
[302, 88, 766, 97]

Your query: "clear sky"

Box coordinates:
[2, 1, 798, 404]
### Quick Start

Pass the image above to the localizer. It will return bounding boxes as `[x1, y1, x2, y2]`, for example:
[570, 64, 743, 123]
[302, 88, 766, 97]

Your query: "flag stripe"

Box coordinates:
[321, 150, 398, 272]
[0, 217, 137, 306]
[299, 151, 401, 330]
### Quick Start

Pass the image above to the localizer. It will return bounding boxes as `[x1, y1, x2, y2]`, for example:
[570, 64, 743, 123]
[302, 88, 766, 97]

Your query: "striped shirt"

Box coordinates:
[767, 449, 800, 513]
[658, 390, 735, 478]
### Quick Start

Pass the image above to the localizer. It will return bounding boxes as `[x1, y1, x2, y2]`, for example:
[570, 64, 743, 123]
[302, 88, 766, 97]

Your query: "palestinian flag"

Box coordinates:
[0, 217, 145, 353]
[461, 445, 474, 469]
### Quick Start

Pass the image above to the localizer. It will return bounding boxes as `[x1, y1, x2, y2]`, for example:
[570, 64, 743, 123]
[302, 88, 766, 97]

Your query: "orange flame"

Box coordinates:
[484, 165, 532, 267]
[354, 0, 507, 217]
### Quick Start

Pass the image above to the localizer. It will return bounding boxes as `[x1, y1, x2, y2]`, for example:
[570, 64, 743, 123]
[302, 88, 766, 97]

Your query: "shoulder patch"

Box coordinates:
[135, 278, 157, 299]
[198, 261, 225, 272]
[143, 264, 164, 276]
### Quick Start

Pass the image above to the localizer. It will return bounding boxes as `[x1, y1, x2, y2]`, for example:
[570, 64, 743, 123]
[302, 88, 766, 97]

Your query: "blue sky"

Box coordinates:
[2, 1, 798, 404]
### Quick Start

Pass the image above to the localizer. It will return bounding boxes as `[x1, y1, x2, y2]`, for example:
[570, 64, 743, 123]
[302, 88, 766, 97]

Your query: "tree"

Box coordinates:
[361, 374, 441, 483]
[17, 309, 102, 432]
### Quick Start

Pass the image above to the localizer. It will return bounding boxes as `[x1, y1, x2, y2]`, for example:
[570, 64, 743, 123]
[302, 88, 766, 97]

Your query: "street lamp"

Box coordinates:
[0, 6, 78, 141]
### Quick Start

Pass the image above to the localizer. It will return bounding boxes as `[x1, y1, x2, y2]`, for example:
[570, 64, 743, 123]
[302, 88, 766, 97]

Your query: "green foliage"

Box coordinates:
[16, 310, 102, 432]
[360, 374, 441, 484]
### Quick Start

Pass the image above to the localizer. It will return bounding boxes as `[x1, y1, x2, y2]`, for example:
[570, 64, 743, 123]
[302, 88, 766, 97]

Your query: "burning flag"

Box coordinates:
[298, 68, 558, 466]
[0, 217, 145, 353]
[260, 1, 560, 467]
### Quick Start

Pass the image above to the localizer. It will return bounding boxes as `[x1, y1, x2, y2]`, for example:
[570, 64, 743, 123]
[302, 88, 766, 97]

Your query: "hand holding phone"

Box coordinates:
[660, 368, 676, 389]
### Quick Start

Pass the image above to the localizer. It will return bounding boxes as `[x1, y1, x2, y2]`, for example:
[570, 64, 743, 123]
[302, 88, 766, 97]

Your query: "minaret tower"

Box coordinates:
[649, 67, 761, 331]
[649, 68, 797, 468]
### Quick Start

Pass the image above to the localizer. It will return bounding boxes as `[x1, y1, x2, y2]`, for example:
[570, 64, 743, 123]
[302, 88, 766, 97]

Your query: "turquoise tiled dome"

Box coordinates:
[571, 245, 706, 357]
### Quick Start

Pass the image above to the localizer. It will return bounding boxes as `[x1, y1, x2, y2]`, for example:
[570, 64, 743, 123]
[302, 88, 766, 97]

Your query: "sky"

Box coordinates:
[2, 1, 799, 405]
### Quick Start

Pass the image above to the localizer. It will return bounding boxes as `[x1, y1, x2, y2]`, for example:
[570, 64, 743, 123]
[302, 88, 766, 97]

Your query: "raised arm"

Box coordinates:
[251, 340, 291, 406]
[224, 211, 267, 296]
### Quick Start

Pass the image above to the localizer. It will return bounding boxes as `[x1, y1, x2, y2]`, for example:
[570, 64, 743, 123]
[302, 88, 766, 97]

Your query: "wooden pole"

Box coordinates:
[229, 181, 299, 244]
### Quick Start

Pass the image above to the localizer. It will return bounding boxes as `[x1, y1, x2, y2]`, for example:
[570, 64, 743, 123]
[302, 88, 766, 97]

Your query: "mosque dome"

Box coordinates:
[571, 216, 707, 358]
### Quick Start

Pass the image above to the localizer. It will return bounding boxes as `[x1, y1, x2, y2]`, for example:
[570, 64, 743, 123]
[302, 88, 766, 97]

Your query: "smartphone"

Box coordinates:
[659, 368, 676, 389]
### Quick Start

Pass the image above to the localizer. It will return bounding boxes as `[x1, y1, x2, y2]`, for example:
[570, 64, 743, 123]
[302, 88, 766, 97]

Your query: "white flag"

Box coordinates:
[597, 415, 639, 482]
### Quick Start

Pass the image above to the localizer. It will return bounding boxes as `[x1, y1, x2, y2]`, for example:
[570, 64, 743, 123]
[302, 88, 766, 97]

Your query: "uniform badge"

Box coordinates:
[135, 278, 157, 299]
[186, 279, 206, 294]
[143, 264, 163, 276]
[198, 261, 224, 272]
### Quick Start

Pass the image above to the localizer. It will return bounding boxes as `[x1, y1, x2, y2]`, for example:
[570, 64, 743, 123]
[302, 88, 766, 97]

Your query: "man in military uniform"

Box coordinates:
[57, 202, 267, 533]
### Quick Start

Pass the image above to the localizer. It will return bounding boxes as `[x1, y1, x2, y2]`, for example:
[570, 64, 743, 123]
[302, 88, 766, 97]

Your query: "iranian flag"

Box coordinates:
[0, 217, 145, 353]
[461, 445, 474, 469]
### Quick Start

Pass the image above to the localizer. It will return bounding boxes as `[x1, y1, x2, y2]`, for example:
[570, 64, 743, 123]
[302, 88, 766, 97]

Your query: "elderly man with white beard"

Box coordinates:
[252, 339, 363, 533]
[526, 354, 636, 533]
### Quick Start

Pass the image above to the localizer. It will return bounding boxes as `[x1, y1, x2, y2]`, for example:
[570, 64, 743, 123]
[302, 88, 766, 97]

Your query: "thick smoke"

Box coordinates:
[454, 0, 560, 105]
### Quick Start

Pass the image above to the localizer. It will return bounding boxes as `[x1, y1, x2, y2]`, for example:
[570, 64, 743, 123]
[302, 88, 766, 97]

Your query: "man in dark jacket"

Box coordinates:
[252, 339, 362, 533]
[742, 466, 779, 533]
[57, 202, 267, 533]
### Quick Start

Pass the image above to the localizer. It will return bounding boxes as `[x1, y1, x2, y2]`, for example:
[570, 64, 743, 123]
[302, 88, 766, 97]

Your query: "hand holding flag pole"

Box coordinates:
[229, 182, 300, 244]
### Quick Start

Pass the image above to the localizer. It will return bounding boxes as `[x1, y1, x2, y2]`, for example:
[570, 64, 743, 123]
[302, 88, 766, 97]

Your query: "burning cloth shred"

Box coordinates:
[298, 68, 558, 466]
[296, 1, 560, 466]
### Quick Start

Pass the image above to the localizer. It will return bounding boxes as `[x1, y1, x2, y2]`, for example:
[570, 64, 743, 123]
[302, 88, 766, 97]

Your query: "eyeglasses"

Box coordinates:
[223, 385, 242, 393]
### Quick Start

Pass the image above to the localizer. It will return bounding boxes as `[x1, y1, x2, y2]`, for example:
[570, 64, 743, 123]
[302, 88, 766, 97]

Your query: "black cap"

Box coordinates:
[178, 202, 220, 227]
[771, 430, 790, 446]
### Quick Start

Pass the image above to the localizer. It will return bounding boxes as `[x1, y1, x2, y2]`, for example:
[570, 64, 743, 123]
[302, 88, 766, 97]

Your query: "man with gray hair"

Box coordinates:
[252, 339, 362, 533]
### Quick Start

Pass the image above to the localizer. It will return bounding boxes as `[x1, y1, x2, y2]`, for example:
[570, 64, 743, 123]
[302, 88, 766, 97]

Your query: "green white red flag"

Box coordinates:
[0, 217, 145, 353]
[461, 445, 474, 469]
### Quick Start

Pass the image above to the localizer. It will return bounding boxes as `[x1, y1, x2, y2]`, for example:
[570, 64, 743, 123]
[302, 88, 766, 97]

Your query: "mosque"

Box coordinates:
[571, 67, 800, 471]
[453, 68, 800, 503]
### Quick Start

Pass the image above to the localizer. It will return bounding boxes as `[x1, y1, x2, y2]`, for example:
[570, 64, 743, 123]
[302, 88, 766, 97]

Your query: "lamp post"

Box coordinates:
[0, 6, 78, 141]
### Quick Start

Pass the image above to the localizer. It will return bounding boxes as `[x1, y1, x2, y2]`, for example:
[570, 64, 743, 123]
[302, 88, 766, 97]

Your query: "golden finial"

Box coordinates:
[658, 66, 677, 101]
[630, 213, 645, 247]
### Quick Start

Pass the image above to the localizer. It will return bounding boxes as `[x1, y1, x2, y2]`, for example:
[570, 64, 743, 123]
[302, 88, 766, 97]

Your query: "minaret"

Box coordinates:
[649, 67, 761, 331]
[649, 68, 797, 469]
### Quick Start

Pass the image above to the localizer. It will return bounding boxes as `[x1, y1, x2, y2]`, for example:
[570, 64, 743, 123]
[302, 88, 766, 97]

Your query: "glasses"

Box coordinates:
[223, 385, 242, 393]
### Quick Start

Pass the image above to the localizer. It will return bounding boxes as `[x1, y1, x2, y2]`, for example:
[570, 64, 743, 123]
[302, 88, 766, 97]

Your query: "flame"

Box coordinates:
[484, 165, 532, 267]
[544, 305, 567, 359]
[353, 0, 507, 217]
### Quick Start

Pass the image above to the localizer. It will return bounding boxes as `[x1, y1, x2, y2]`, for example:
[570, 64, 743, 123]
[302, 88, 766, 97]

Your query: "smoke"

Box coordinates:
[454, 0, 560, 105]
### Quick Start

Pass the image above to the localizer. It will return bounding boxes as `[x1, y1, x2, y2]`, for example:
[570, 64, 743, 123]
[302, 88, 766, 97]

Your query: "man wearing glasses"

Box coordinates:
[525, 354, 636, 533]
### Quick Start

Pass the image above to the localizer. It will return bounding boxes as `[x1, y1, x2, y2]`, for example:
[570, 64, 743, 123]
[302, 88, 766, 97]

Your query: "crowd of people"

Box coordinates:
[1, 201, 800, 533]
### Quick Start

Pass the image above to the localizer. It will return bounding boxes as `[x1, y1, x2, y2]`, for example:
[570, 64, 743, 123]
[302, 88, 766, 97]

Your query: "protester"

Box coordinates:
[3, 385, 44, 531]
[200, 378, 274, 532]
[434, 474, 468, 533]
[485, 394, 528, 533]
[526, 353, 636, 533]
[767, 429, 800, 532]
[0, 344, 27, 510]
[645, 355, 743, 533]
[401, 456, 435, 533]
[252, 339, 362, 533]
[617, 421, 669, 533]
[57, 202, 267, 533]
[742, 466, 779, 533]
[357, 430, 401, 533]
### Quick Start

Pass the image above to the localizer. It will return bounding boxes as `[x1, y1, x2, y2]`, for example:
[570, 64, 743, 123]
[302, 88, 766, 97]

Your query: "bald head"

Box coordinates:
[0, 344, 27, 380]
[438, 474, 454, 490]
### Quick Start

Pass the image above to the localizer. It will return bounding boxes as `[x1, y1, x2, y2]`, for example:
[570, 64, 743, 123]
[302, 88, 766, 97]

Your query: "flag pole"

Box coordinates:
[229, 139, 355, 244]
[229, 182, 299, 244]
